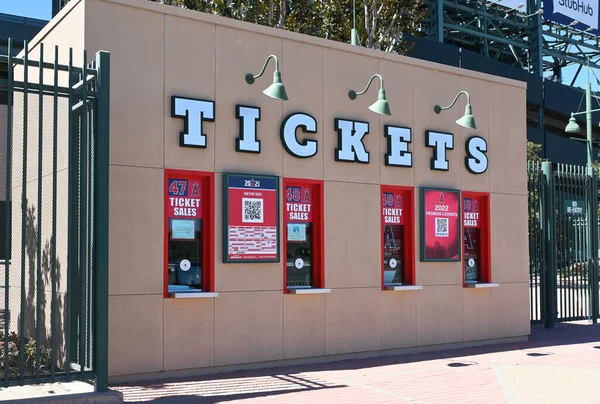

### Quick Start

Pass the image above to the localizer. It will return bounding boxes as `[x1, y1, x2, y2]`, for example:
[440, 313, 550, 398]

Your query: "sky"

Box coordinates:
[0, 0, 52, 21]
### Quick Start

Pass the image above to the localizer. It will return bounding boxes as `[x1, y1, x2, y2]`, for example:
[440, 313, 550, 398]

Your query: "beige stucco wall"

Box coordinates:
[30, 0, 529, 380]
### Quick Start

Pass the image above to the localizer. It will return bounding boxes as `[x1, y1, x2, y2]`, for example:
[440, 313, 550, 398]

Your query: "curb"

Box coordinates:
[1, 391, 124, 404]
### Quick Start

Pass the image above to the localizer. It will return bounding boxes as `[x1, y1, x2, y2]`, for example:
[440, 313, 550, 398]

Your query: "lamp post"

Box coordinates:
[564, 82, 596, 175]
[564, 63, 599, 325]
[351, 0, 359, 46]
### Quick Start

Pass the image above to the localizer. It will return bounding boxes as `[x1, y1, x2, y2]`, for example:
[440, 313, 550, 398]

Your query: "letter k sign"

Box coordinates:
[334, 119, 370, 163]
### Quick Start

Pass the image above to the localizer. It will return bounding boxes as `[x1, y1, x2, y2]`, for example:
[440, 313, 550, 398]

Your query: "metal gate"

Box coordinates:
[528, 161, 600, 326]
[0, 40, 109, 390]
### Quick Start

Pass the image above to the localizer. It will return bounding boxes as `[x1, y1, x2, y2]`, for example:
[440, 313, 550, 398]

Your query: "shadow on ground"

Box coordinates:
[113, 321, 600, 403]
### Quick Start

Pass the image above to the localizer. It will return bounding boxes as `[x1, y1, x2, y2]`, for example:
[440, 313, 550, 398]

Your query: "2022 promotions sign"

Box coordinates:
[420, 188, 461, 262]
[223, 173, 280, 263]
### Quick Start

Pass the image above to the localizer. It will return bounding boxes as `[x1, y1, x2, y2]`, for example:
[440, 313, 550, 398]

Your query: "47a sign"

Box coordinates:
[171, 96, 488, 174]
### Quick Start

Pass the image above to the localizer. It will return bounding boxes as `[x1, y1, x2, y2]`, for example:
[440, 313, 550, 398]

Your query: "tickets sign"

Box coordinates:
[420, 188, 461, 262]
[223, 173, 280, 263]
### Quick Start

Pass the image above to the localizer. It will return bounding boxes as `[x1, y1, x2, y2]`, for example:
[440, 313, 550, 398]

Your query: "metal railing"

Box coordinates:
[0, 39, 109, 391]
[528, 161, 600, 326]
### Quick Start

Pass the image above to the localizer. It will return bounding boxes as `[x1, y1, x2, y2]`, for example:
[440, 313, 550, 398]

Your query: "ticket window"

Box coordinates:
[164, 170, 214, 297]
[381, 186, 414, 288]
[462, 192, 490, 285]
[283, 179, 324, 291]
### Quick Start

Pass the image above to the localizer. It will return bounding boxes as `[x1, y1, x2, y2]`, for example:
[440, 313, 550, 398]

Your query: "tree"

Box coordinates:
[527, 141, 543, 162]
[149, 0, 428, 54]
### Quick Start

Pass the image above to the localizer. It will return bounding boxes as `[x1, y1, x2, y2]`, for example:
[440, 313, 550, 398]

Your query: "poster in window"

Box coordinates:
[287, 223, 307, 241]
[223, 173, 280, 263]
[420, 188, 461, 262]
[171, 219, 196, 240]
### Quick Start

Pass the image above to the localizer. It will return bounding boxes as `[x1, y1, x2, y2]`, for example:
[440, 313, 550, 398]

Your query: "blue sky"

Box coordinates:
[0, 0, 52, 21]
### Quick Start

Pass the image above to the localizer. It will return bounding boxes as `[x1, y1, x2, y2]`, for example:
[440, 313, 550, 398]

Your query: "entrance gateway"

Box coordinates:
[4, 0, 529, 388]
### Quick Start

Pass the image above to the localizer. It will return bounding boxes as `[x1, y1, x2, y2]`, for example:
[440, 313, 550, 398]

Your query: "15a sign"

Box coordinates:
[171, 96, 488, 174]
[420, 188, 461, 262]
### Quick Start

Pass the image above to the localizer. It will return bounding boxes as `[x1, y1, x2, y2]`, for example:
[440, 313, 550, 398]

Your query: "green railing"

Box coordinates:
[528, 161, 600, 326]
[0, 39, 109, 391]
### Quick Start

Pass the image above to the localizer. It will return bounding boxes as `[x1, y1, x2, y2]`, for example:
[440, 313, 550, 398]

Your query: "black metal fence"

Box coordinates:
[528, 161, 600, 326]
[0, 39, 109, 390]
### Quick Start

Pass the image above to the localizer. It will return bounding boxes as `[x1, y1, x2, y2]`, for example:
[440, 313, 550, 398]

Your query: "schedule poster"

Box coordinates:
[420, 188, 461, 262]
[223, 173, 280, 263]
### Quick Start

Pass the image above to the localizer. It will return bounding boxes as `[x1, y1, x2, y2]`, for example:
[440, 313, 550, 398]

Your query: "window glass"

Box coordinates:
[464, 227, 480, 283]
[286, 222, 312, 287]
[168, 218, 202, 292]
[383, 224, 404, 285]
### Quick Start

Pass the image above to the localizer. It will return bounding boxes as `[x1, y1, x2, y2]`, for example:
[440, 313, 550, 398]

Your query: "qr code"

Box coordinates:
[242, 198, 264, 223]
[435, 217, 449, 237]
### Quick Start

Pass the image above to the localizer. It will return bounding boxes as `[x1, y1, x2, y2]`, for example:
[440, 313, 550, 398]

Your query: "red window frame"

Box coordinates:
[461, 191, 491, 286]
[282, 178, 324, 292]
[164, 169, 215, 297]
[380, 185, 415, 289]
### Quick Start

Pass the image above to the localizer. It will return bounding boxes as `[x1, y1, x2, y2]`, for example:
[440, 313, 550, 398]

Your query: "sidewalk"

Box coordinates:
[113, 321, 600, 404]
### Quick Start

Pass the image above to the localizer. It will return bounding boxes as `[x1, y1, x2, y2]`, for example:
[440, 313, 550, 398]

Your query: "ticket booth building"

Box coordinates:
[21, 0, 530, 382]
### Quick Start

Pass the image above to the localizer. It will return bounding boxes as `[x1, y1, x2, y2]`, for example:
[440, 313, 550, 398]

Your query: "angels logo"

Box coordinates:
[464, 228, 474, 249]
[396, 194, 403, 208]
[464, 198, 472, 212]
[304, 188, 311, 203]
[191, 182, 201, 197]
[473, 200, 479, 212]
[439, 192, 445, 203]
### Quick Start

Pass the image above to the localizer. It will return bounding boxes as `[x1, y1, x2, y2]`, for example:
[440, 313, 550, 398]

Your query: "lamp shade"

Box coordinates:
[456, 104, 477, 130]
[263, 71, 288, 101]
[368, 88, 392, 116]
[565, 116, 581, 133]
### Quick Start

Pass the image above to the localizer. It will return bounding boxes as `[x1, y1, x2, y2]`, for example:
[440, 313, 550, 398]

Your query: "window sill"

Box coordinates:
[168, 291, 219, 298]
[287, 288, 331, 295]
[465, 283, 499, 289]
[384, 285, 424, 291]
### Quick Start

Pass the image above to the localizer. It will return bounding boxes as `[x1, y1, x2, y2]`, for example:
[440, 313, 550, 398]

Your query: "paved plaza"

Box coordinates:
[113, 322, 600, 404]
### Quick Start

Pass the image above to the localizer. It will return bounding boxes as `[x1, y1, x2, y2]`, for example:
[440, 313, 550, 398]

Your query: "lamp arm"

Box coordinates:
[354, 74, 384, 96]
[571, 108, 600, 117]
[438, 90, 470, 111]
[251, 55, 279, 80]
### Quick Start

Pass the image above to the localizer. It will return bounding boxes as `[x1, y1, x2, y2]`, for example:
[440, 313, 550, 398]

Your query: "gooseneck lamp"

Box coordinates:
[348, 74, 391, 116]
[434, 90, 477, 130]
[245, 54, 288, 101]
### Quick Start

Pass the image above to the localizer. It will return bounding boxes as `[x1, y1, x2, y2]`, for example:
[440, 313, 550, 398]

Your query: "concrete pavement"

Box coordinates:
[113, 321, 600, 403]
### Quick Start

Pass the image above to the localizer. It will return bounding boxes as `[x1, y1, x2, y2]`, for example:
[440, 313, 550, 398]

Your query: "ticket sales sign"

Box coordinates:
[223, 173, 280, 262]
[420, 188, 461, 262]
[382, 191, 404, 225]
[167, 177, 203, 219]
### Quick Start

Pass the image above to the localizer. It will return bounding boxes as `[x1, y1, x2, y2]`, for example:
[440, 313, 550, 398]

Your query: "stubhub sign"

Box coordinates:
[555, 0, 597, 29]
[546, 0, 599, 31]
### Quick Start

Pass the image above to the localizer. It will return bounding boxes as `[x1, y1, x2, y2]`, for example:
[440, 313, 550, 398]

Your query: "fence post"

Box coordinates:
[589, 173, 599, 323]
[542, 162, 557, 328]
[94, 50, 110, 392]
